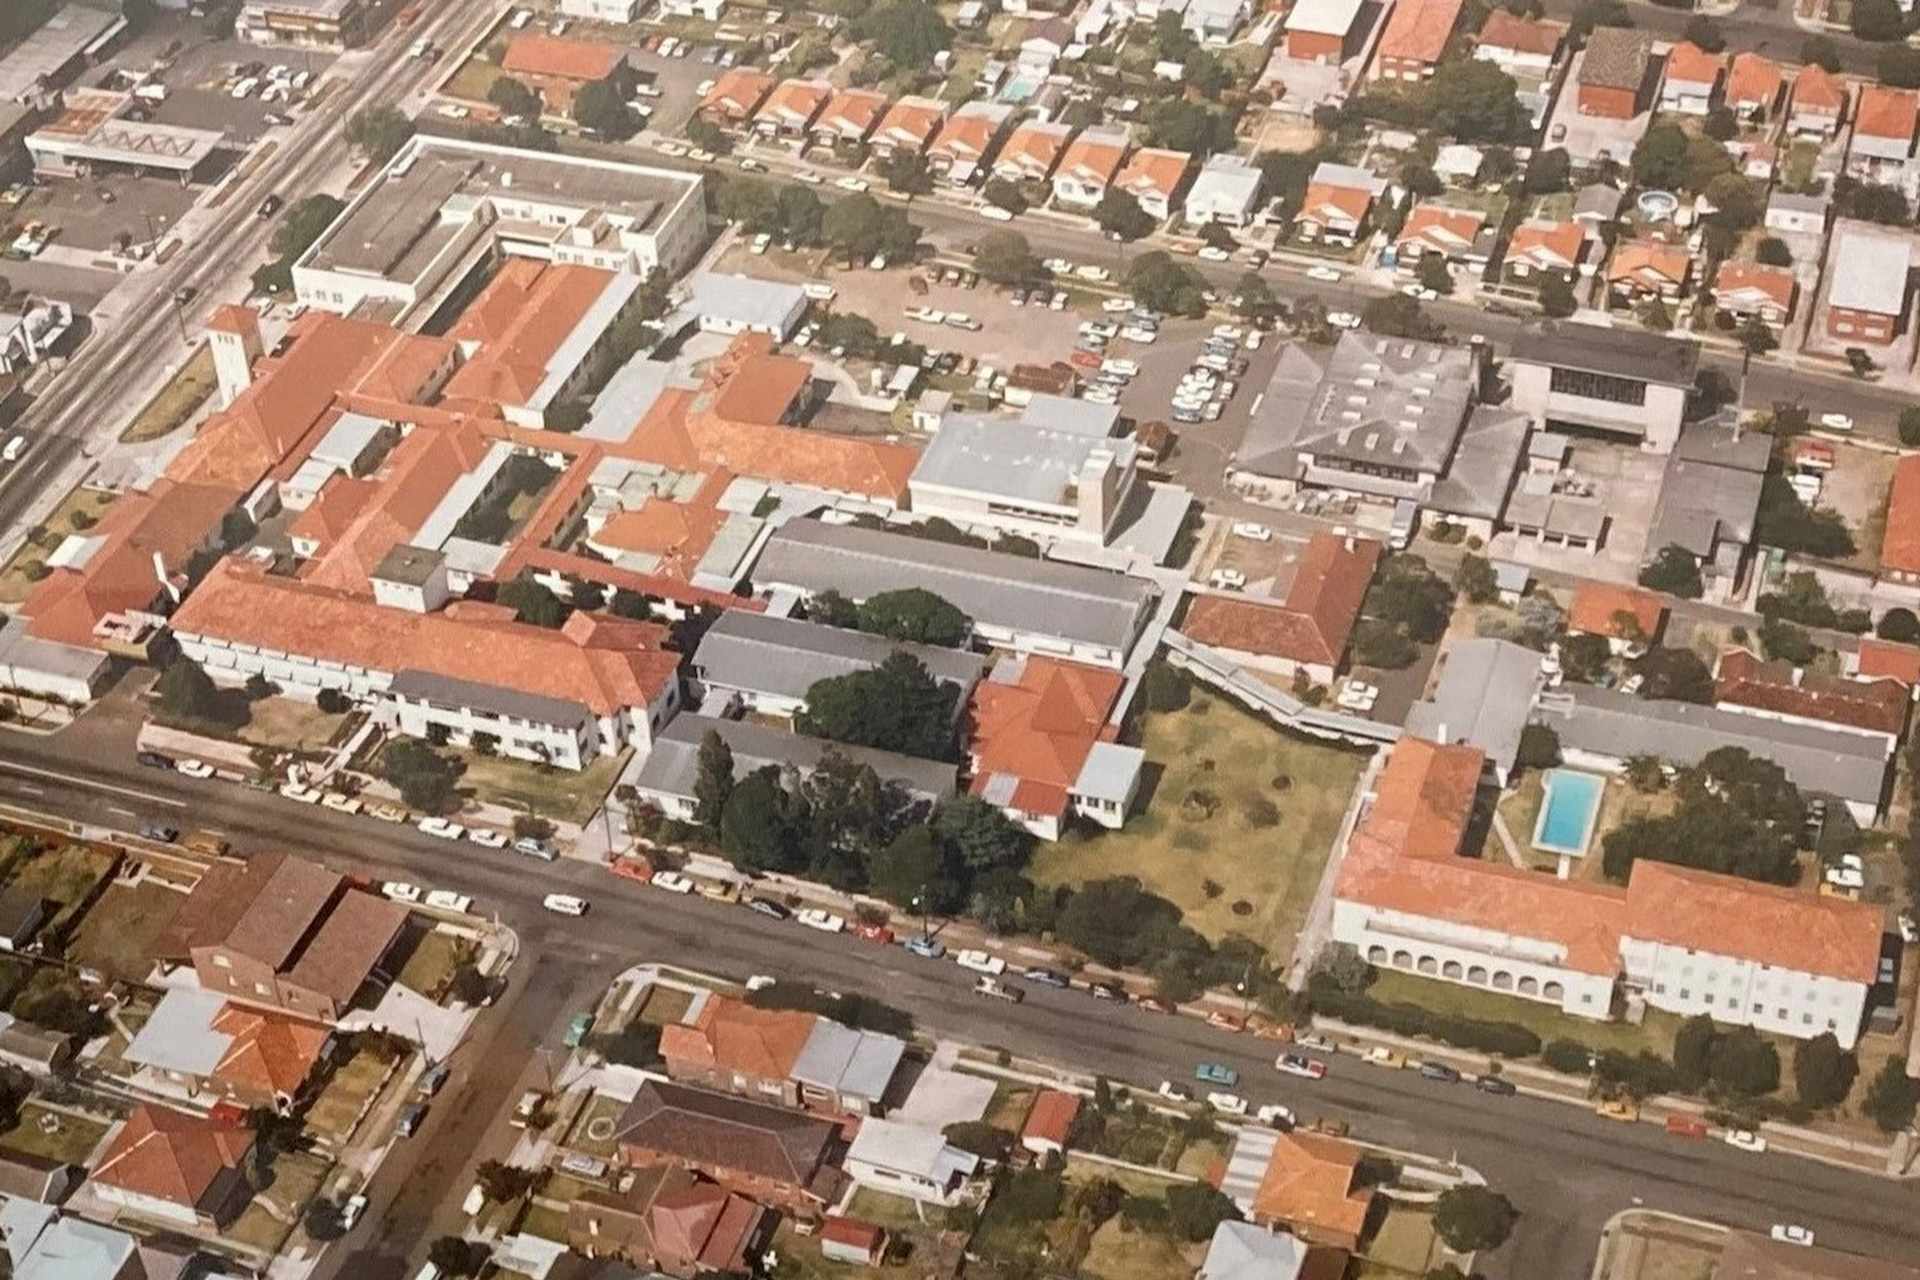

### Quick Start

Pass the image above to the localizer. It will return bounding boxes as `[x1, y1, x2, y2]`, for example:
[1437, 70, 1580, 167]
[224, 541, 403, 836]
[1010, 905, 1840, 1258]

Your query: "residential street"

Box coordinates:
[0, 705, 1916, 1280]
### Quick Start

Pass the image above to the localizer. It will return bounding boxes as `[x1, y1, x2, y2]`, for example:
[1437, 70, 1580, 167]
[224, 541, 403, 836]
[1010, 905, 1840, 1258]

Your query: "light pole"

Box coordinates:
[912, 887, 930, 944]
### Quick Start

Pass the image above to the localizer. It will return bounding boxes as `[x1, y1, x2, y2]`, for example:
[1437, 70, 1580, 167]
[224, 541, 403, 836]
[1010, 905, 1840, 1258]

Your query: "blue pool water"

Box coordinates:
[1533, 768, 1605, 857]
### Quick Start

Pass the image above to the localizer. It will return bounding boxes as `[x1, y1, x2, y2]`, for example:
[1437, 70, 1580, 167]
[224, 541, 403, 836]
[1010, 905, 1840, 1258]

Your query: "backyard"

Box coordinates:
[1356, 1204, 1451, 1278]
[67, 878, 185, 984]
[1495, 769, 1675, 880]
[0, 1101, 110, 1165]
[4, 840, 119, 933]
[1030, 693, 1368, 950]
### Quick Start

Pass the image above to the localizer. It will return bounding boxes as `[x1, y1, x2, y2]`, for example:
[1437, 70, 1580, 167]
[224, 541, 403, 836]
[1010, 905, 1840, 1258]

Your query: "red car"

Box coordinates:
[852, 922, 895, 945]
[1069, 347, 1103, 369]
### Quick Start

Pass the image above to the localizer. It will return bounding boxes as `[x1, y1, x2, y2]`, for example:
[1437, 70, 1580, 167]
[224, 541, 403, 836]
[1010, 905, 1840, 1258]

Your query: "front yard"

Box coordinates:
[1357, 1204, 1451, 1277]
[0, 488, 118, 604]
[306, 1049, 397, 1148]
[239, 696, 355, 755]
[1030, 693, 1368, 951]
[1364, 968, 1683, 1059]
[446, 745, 630, 826]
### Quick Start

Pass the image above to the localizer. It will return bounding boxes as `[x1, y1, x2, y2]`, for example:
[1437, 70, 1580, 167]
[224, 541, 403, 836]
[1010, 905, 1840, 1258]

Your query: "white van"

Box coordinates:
[2, 436, 24, 463]
[542, 893, 588, 916]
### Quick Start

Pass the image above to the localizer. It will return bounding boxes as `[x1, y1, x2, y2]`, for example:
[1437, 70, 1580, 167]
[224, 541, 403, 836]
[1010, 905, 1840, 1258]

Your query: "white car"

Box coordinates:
[1198, 246, 1232, 261]
[796, 908, 846, 933]
[1080, 320, 1120, 340]
[543, 893, 589, 916]
[174, 759, 214, 779]
[979, 204, 1014, 221]
[651, 871, 696, 894]
[945, 313, 982, 331]
[1725, 1129, 1768, 1152]
[1102, 358, 1140, 377]
[834, 176, 869, 192]
[339, 1193, 368, 1231]
[1211, 325, 1244, 342]
[1206, 1091, 1248, 1114]
[750, 232, 770, 254]
[1102, 297, 1136, 314]
[278, 783, 322, 805]
[906, 306, 946, 324]
[425, 889, 473, 913]
[655, 141, 688, 157]
[1770, 1225, 1814, 1247]
[745, 974, 777, 992]
[1042, 257, 1074, 274]
[1074, 265, 1112, 282]
[1818, 412, 1854, 433]
[418, 816, 464, 840]
[1121, 325, 1158, 343]
[1156, 1080, 1193, 1101]
[1232, 522, 1272, 541]
[795, 169, 824, 184]
[1084, 387, 1120, 405]
[1399, 283, 1437, 301]
[369, 804, 407, 824]
[1208, 568, 1247, 590]
[467, 829, 508, 849]
[1255, 1103, 1296, 1128]
[1327, 311, 1362, 330]
[381, 882, 424, 904]
[1246, 329, 1265, 350]
[955, 949, 1006, 975]
[1306, 265, 1344, 282]
[321, 793, 362, 814]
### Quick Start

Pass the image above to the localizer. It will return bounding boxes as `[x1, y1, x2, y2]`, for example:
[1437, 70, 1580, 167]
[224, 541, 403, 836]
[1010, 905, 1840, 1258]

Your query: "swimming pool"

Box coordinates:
[1532, 768, 1605, 857]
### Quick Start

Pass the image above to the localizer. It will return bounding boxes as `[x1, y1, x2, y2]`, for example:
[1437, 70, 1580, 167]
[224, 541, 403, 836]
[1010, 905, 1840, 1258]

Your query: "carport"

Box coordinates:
[26, 115, 223, 184]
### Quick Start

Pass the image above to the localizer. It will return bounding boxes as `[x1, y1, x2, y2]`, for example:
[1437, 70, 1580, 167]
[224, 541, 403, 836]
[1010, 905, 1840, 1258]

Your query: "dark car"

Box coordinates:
[744, 897, 791, 920]
[1475, 1075, 1517, 1096]
[139, 823, 179, 843]
[1418, 1062, 1462, 1084]
[256, 193, 282, 219]
[1022, 967, 1070, 989]
[1088, 981, 1126, 1001]
[135, 751, 174, 770]
[396, 1102, 428, 1138]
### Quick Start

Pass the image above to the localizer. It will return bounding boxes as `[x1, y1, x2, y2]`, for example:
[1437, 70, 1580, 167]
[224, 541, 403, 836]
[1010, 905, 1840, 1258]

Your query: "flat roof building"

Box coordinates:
[0, 6, 125, 110]
[237, 0, 377, 49]
[1508, 322, 1698, 453]
[692, 611, 984, 719]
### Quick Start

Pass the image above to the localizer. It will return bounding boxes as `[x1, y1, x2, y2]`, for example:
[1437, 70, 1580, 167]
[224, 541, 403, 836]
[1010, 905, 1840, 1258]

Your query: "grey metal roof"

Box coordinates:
[681, 271, 809, 335]
[912, 399, 1132, 509]
[845, 1118, 979, 1182]
[1532, 684, 1890, 810]
[694, 612, 983, 705]
[1766, 191, 1830, 218]
[1073, 741, 1146, 803]
[1238, 335, 1475, 481]
[389, 669, 590, 729]
[1405, 638, 1545, 777]
[584, 357, 677, 442]
[1508, 322, 1700, 388]
[1431, 405, 1528, 520]
[751, 520, 1159, 655]
[0, 7, 124, 103]
[1826, 222, 1913, 315]
[15, 1214, 136, 1280]
[1572, 184, 1623, 223]
[1186, 154, 1262, 214]
[311, 412, 388, 470]
[0, 616, 108, 681]
[1200, 1222, 1310, 1280]
[1647, 421, 1766, 559]
[122, 987, 229, 1079]
[636, 715, 958, 804]
[791, 1019, 906, 1103]
[370, 543, 444, 587]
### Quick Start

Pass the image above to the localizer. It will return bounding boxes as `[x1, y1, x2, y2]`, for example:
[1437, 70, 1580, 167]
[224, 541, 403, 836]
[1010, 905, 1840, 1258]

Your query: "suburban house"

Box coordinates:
[1121, 148, 1190, 221]
[752, 77, 833, 140]
[1178, 532, 1382, 685]
[1184, 0, 1252, 42]
[1020, 1091, 1081, 1157]
[1473, 10, 1563, 78]
[1724, 51, 1782, 120]
[122, 986, 333, 1113]
[1330, 736, 1886, 1046]
[1823, 221, 1914, 346]
[1178, 152, 1254, 226]
[699, 69, 776, 127]
[992, 120, 1072, 182]
[1292, 162, 1388, 246]
[1199, 1221, 1349, 1280]
[1373, 0, 1463, 82]
[565, 1166, 770, 1276]
[692, 611, 983, 721]
[1711, 261, 1797, 327]
[1508, 323, 1697, 453]
[1283, 0, 1366, 63]
[1765, 191, 1830, 237]
[1644, 418, 1768, 596]
[926, 101, 1014, 184]
[752, 519, 1162, 669]
[1882, 454, 1920, 586]
[88, 1105, 255, 1230]
[613, 1081, 843, 1219]
[1503, 219, 1587, 283]
[153, 852, 409, 1023]
[499, 34, 628, 117]
[658, 992, 906, 1115]
[842, 1119, 981, 1206]
[1395, 204, 1487, 271]
[1575, 27, 1652, 119]
[1567, 582, 1664, 654]
[633, 716, 959, 822]
[1051, 127, 1131, 207]
[1713, 647, 1910, 747]
[1658, 40, 1722, 115]
[1787, 63, 1847, 138]
[966, 654, 1145, 840]
[869, 96, 946, 159]
[1606, 239, 1693, 304]
[1221, 1129, 1376, 1252]
[1846, 85, 1918, 185]
[813, 88, 889, 147]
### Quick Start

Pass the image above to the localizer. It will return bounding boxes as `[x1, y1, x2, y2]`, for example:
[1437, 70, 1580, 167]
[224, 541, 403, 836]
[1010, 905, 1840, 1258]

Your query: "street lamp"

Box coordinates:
[912, 888, 931, 943]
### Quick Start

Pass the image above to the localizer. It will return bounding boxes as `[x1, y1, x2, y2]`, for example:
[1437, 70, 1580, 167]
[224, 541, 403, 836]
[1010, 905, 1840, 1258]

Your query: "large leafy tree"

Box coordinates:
[854, 0, 953, 64]
[796, 652, 960, 760]
[1433, 1187, 1518, 1253]
[856, 588, 970, 646]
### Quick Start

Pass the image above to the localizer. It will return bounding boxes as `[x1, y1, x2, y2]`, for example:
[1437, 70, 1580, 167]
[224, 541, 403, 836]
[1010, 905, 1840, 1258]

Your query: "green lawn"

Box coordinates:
[1079, 1219, 1205, 1280]
[1063, 1154, 1187, 1198]
[448, 746, 630, 826]
[0, 489, 118, 603]
[395, 929, 475, 1001]
[306, 1051, 393, 1147]
[566, 1091, 629, 1159]
[518, 1201, 569, 1242]
[121, 344, 217, 444]
[1363, 1205, 1445, 1275]
[0, 1103, 109, 1165]
[66, 879, 184, 984]
[1030, 693, 1368, 950]
[1365, 968, 1683, 1058]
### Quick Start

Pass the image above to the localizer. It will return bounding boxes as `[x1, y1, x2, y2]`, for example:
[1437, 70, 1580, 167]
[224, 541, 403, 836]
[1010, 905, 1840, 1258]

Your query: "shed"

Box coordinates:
[821, 1217, 888, 1266]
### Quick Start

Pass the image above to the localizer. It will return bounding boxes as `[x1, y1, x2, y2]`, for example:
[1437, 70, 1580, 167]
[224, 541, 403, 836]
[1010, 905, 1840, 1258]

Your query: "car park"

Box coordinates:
[417, 817, 464, 840]
[543, 893, 589, 916]
[651, 871, 696, 894]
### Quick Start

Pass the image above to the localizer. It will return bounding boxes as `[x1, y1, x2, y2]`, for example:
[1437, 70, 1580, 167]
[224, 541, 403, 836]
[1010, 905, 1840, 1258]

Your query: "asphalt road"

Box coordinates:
[1, 707, 1916, 1279]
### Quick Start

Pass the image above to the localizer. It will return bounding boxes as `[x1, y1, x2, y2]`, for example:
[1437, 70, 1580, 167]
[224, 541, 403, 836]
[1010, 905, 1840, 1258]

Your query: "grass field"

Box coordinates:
[452, 746, 630, 825]
[1030, 693, 1368, 949]
[0, 1102, 109, 1165]
[1365, 968, 1683, 1058]
[67, 879, 184, 984]
[122, 344, 217, 444]
[7, 842, 117, 931]
[239, 696, 353, 754]
[0, 488, 118, 603]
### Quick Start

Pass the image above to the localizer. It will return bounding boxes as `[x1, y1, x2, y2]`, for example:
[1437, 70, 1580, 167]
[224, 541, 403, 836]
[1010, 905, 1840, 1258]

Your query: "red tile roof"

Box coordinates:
[1250, 1133, 1373, 1243]
[443, 260, 623, 410]
[1020, 1090, 1081, 1151]
[756, 78, 833, 130]
[502, 33, 625, 82]
[1607, 239, 1692, 288]
[817, 88, 889, 140]
[660, 994, 816, 1082]
[1857, 638, 1920, 686]
[1883, 454, 1920, 576]
[995, 121, 1071, 178]
[209, 1005, 332, 1099]
[1397, 203, 1485, 256]
[1623, 861, 1883, 984]
[928, 109, 1002, 165]
[1055, 131, 1128, 187]
[1476, 9, 1563, 56]
[873, 96, 945, 151]
[92, 1106, 252, 1211]
[1725, 51, 1781, 111]
[1714, 646, 1910, 737]
[968, 656, 1126, 820]
[1712, 261, 1797, 315]
[1854, 84, 1917, 142]
[1567, 581, 1664, 641]
[1114, 147, 1191, 202]
[1379, 0, 1463, 65]
[1790, 63, 1846, 115]
[1180, 532, 1382, 667]
[1507, 219, 1585, 270]
[1662, 40, 1723, 87]
[1295, 182, 1373, 229]
[702, 69, 775, 121]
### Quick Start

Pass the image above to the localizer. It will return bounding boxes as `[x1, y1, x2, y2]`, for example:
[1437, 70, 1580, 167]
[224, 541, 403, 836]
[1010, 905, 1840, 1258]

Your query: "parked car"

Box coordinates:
[1088, 981, 1126, 1001]
[1022, 967, 1070, 988]
[903, 935, 947, 959]
[1725, 1129, 1769, 1153]
[417, 1064, 450, 1096]
[339, 1193, 368, 1231]
[1156, 1080, 1193, 1101]
[467, 828, 507, 849]
[1361, 1047, 1406, 1069]
[513, 837, 557, 860]
[1306, 265, 1343, 282]
[542, 893, 589, 916]
[650, 871, 696, 894]
[279, 783, 322, 804]
[1275, 1053, 1327, 1080]
[955, 949, 1005, 975]
[417, 817, 464, 840]
[1206, 1092, 1248, 1114]
[174, 758, 214, 779]
[1231, 521, 1272, 541]
[852, 921, 895, 944]
[1770, 1225, 1814, 1247]
[321, 793, 362, 814]
[136, 751, 174, 770]
[395, 1103, 427, 1138]
[138, 823, 179, 843]
[563, 1012, 593, 1047]
[381, 882, 423, 903]
[744, 896, 792, 920]
[1417, 1062, 1461, 1084]
[1194, 1062, 1239, 1087]
[795, 908, 845, 933]
[972, 975, 1024, 1003]
[424, 890, 472, 913]
[1255, 1103, 1296, 1128]
[1475, 1075, 1517, 1096]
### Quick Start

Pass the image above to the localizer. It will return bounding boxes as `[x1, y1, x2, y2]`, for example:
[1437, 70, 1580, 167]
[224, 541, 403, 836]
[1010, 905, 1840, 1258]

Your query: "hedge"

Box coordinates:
[1308, 981, 1542, 1058]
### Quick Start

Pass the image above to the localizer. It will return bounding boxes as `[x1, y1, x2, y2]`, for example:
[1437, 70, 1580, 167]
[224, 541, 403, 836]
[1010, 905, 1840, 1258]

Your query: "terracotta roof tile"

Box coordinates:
[755, 77, 833, 130]
[91, 1106, 252, 1211]
[1397, 203, 1485, 255]
[995, 121, 1072, 179]
[1607, 239, 1692, 288]
[928, 110, 1001, 164]
[1379, 0, 1463, 65]
[1181, 532, 1380, 666]
[208, 1005, 332, 1098]
[1056, 131, 1128, 186]
[1714, 646, 1909, 737]
[1725, 51, 1782, 111]
[968, 656, 1126, 819]
[1854, 84, 1917, 142]
[817, 88, 889, 140]
[1712, 260, 1797, 314]
[502, 33, 625, 82]
[1295, 182, 1374, 228]
[873, 96, 945, 151]
[614, 1080, 836, 1190]
[1884, 454, 1920, 576]
[1021, 1090, 1080, 1149]
[1663, 40, 1723, 87]
[1567, 581, 1665, 641]
[702, 69, 775, 121]
[1476, 9, 1563, 56]
[660, 994, 817, 1081]
[1857, 638, 1920, 686]
[1115, 147, 1191, 201]
[443, 262, 624, 410]
[1790, 63, 1845, 114]
[1624, 861, 1883, 984]
[1250, 1133, 1373, 1241]
[1507, 219, 1585, 270]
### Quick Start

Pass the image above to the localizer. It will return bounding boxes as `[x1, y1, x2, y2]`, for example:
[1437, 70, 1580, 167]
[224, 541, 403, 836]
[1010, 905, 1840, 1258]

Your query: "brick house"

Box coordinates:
[1373, 0, 1462, 82]
[1576, 28, 1652, 119]
[1824, 221, 1915, 347]
[613, 1080, 844, 1220]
